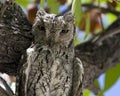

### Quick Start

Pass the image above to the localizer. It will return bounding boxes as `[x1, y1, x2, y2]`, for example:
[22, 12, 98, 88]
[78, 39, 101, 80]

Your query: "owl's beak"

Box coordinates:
[47, 33, 55, 46]
[46, 30, 59, 47]
[48, 38, 55, 46]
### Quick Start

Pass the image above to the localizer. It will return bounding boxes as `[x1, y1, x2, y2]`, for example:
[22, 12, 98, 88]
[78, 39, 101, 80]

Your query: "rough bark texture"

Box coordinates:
[75, 19, 120, 93]
[0, 2, 33, 76]
[0, 2, 120, 96]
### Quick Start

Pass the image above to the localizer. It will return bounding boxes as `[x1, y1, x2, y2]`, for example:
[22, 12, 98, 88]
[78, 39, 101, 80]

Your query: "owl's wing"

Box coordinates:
[16, 54, 28, 96]
[71, 57, 84, 96]
[16, 62, 27, 96]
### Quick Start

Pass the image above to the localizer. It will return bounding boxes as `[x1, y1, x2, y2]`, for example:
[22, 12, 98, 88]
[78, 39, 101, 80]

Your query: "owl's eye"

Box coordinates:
[40, 26, 45, 31]
[61, 30, 69, 34]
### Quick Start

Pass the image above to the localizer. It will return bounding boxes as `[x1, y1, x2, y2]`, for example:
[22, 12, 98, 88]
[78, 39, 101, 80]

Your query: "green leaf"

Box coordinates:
[116, 2, 120, 12]
[99, 0, 108, 3]
[16, 0, 30, 8]
[98, 90, 104, 96]
[107, 0, 113, 2]
[40, 0, 45, 9]
[104, 63, 120, 91]
[81, 0, 92, 3]
[47, 0, 60, 14]
[74, 35, 80, 46]
[72, 0, 83, 26]
[84, 12, 90, 39]
[107, 13, 117, 24]
[83, 89, 91, 96]
[94, 79, 100, 89]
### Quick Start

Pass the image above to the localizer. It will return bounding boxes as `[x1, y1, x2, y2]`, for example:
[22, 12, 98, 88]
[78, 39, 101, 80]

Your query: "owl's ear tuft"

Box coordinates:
[37, 9, 47, 17]
[63, 12, 75, 23]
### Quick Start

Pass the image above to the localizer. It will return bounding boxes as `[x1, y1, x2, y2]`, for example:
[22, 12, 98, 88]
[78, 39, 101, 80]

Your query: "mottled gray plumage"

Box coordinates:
[18, 9, 83, 96]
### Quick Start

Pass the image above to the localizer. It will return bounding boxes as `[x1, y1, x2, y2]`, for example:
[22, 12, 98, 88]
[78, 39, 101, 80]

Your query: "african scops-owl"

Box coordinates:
[18, 9, 84, 96]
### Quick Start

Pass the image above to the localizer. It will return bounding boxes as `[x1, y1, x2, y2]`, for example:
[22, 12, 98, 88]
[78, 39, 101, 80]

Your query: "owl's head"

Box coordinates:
[32, 9, 75, 47]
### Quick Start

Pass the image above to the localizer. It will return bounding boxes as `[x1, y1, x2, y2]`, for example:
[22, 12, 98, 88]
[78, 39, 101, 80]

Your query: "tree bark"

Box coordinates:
[0, 2, 120, 96]
[0, 86, 13, 96]
[0, 2, 33, 76]
[75, 21, 120, 93]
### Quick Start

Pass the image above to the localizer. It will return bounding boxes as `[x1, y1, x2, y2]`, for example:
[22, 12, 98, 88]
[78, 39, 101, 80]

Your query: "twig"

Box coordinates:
[92, 26, 120, 45]
[98, 0, 105, 31]
[59, 3, 120, 16]
[0, 76, 14, 95]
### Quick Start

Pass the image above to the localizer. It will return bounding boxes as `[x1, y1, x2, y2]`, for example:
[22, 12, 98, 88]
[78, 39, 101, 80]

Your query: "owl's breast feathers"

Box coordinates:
[25, 45, 75, 96]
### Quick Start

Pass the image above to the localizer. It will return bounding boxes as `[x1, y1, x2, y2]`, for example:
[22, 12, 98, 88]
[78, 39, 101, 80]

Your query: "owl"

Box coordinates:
[18, 9, 83, 96]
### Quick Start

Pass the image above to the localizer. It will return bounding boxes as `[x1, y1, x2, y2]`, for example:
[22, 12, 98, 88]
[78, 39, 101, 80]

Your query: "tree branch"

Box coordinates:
[0, 2, 33, 75]
[82, 4, 120, 16]
[59, 3, 120, 16]
[75, 18, 120, 93]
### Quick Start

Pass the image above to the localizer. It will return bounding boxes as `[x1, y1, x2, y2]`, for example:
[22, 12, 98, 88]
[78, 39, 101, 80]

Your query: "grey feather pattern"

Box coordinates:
[18, 9, 84, 96]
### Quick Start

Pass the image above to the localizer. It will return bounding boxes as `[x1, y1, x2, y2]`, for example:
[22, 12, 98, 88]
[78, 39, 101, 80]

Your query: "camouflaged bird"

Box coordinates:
[18, 9, 84, 96]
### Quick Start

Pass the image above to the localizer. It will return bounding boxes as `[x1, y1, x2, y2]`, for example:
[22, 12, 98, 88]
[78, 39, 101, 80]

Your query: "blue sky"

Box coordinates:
[98, 74, 120, 96]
